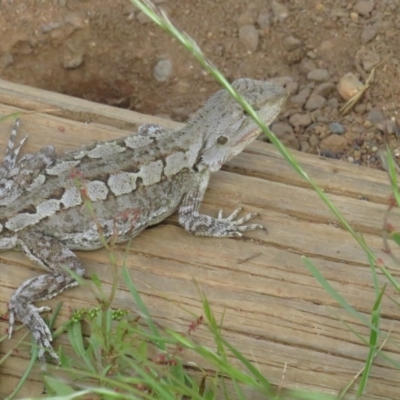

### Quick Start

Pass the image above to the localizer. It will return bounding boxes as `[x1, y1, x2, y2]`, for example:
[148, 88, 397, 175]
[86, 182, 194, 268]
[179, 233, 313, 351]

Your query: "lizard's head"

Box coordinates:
[196, 78, 287, 172]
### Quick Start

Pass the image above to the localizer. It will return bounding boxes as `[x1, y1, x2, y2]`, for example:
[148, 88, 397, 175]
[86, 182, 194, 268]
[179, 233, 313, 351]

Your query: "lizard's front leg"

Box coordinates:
[8, 230, 85, 365]
[178, 171, 265, 237]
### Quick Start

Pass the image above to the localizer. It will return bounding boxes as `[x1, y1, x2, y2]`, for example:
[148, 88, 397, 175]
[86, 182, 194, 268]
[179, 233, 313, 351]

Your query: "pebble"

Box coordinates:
[307, 68, 329, 82]
[41, 22, 62, 33]
[353, 0, 375, 16]
[360, 49, 380, 72]
[289, 113, 311, 127]
[290, 87, 311, 107]
[63, 54, 83, 69]
[271, 1, 289, 21]
[239, 24, 259, 52]
[320, 134, 348, 152]
[300, 58, 317, 73]
[361, 24, 378, 44]
[286, 47, 305, 65]
[286, 81, 299, 95]
[313, 82, 335, 97]
[257, 12, 273, 29]
[326, 98, 339, 110]
[283, 36, 303, 52]
[153, 58, 173, 82]
[271, 122, 300, 150]
[0, 53, 14, 68]
[305, 94, 326, 111]
[300, 141, 311, 153]
[328, 122, 345, 134]
[367, 107, 384, 125]
[350, 12, 359, 22]
[309, 133, 319, 148]
[337, 72, 364, 100]
[354, 103, 367, 113]
[64, 12, 86, 29]
[237, 11, 254, 27]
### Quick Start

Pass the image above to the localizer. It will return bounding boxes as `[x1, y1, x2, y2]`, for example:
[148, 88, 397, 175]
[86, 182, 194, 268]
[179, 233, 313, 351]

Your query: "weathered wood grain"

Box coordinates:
[0, 78, 399, 399]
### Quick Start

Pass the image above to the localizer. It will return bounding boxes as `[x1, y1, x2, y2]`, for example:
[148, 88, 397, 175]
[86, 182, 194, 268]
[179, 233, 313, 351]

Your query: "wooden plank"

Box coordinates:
[0, 78, 400, 399]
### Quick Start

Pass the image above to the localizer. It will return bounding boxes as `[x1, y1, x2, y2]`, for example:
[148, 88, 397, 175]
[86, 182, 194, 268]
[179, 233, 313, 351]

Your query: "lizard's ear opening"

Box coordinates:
[217, 136, 228, 145]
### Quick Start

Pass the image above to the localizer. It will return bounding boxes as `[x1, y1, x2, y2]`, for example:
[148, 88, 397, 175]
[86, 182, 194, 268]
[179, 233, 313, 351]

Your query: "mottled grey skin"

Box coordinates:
[0, 78, 286, 365]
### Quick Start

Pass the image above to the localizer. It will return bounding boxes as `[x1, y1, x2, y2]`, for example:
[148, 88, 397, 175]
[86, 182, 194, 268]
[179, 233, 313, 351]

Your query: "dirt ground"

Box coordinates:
[0, 0, 399, 167]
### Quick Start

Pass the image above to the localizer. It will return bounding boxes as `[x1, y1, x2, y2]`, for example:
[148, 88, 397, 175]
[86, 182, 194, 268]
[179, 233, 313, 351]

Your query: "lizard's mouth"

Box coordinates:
[235, 126, 259, 145]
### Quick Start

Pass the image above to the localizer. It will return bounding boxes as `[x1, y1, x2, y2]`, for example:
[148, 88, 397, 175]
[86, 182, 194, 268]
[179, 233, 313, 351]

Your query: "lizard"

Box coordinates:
[0, 78, 287, 365]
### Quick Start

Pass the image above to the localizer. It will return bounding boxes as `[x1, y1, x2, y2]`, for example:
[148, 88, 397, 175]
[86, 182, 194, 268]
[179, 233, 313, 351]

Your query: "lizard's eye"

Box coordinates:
[217, 136, 228, 145]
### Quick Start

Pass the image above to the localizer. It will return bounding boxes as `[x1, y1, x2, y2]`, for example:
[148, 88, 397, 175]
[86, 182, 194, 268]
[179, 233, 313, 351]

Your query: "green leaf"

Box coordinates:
[43, 375, 75, 395]
[389, 231, 400, 247]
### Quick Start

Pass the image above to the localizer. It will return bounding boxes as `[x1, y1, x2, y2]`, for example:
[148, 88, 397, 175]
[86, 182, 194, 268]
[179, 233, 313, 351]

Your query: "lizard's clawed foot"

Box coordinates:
[216, 207, 265, 237]
[8, 302, 59, 366]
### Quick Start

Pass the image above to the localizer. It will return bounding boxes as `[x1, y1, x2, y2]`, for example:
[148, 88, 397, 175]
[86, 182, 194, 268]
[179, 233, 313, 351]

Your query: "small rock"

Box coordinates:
[316, 115, 330, 124]
[354, 103, 367, 113]
[320, 134, 348, 152]
[300, 58, 316, 73]
[0, 53, 14, 68]
[367, 107, 384, 125]
[337, 72, 364, 100]
[290, 87, 311, 107]
[363, 120, 372, 128]
[328, 122, 345, 134]
[307, 50, 317, 59]
[286, 48, 305, 65]
[360, 49, 380, 72]
[289, 113, 312, 127]
[41, 22, 62, 33]
[271, 1, 289, 21]
[305, 94, 326, 111]
[307, 68, 329, 82]
[283, 36, 303, 52]
[257, 11, 273, 29]
[11, 40, 33, 55]
[326, 98, 339, 110]
[310, 109, 323, 121]
[65, 12, 86, 29]
[153, 58, 173, 82]
[353, 0, 374, 16]
[271, 122, 299, 150]
[237, 11, 254, 27]
[286, 81, 299, 95]
[354, 150, 361, 160]
[239, 24, 259, 52]
[309, 133, 319, 148]
[63, 54, 83, 69]
[300, 141, 311, 153]
[361, 24, 378, 44]
[319, 38, 336, 53]
[350, 12, 359, 22]
[313, 82, 335, 97]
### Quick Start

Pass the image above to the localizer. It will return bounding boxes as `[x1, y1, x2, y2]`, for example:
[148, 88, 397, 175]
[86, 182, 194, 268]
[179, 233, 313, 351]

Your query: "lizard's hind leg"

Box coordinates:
[8, 230, 85, 365]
